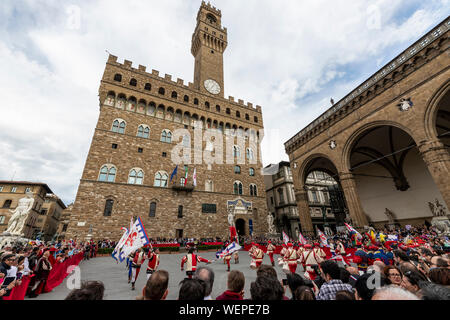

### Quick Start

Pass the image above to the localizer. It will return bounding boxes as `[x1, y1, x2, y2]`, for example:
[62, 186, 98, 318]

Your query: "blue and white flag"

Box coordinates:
[387, 235, 399, 241]
[121, 217, 150, 258]
[216, 242, 242, 260]
[112, 225, 130, 263]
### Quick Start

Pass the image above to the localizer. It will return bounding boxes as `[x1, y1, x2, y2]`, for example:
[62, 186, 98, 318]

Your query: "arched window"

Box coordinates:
[128, 169, 144, 185]
[161, 130, 172, 143]
[205, 102, 210, 109]
[99, 165, 116, 183]
[234, 166, 241, 174]
[233, 146, 240, 158]
[137, 125, 150, 138]
[234, 181, 243, 195]
[216, 105, 221, 112]
[246, 148, 254, 160]
[144, 83, 151, 91]
[249, 168, 255, 176]
[158, 87, 165, 95]
[112, 119, 126, 134]
[250, 184, 258, 196]
[226, 108, 231, 115]
[184, 95, 189, 102]
[236, 111, 240, 118]
[254, 116, 259, 123]
[130, 78, 137, 87]
[171, 91, 178, 99]
[154, 172, 169, 188]
[104, 199, 114, 216]
[149, 202, 157, 217]
[194, 98, 199, 105]
[245, 114, 250, 121]
[114, 74, 122, 82]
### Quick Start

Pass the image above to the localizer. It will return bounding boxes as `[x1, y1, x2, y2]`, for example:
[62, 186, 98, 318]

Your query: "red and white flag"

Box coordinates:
[318, 229, 329, 247]
[298, 232, 307, 245]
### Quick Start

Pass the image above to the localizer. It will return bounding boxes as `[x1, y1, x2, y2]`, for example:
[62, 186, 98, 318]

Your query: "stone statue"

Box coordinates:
[385, 208, 396, 224]
[267, 214, 275, 234]
[428, 199, 447, 217]
[228, 209, 235, 227]
[5, 191, 34, 236]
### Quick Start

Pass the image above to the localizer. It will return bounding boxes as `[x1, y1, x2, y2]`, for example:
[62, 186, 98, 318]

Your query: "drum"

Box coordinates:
[282, 262, 290, 274]
[278, 257, 284, 266]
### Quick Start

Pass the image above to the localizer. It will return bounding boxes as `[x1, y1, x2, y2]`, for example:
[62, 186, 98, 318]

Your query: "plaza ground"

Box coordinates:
[27, 251, 312, 300]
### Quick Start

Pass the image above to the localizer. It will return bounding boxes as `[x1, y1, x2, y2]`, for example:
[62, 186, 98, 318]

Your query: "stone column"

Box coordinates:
[295, 190, 314, 236]
[339, 173, 368, 230]
[419, 139, 450, 208]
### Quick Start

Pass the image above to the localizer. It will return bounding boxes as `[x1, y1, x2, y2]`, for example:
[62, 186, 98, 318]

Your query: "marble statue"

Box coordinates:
[267, 214, 275, 234]
[5, 191, 34, 236]
[428, 199, 447, 217]
[228, 210, 235, 227]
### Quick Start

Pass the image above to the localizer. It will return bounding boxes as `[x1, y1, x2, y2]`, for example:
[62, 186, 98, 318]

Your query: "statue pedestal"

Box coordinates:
[431, 216, 450, 236]
[0, 233, 29, 249]
[267, 233, 281, 239]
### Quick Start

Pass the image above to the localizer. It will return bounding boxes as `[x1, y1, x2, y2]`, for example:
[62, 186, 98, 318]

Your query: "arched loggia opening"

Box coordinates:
[435, 88, 450, 152]
[348, 125, 445, 228]
[302, 156, 348, 234]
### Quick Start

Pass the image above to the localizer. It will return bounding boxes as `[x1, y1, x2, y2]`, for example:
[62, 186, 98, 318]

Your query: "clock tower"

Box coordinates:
[191, 1, 227, 97]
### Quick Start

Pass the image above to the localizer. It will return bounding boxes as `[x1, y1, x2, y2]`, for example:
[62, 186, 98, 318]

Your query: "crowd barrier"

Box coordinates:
[3, 252, 84, 300]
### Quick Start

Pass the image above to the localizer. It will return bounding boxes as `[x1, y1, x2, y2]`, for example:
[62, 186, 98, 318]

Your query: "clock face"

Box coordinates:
[204, 79, 221, 95]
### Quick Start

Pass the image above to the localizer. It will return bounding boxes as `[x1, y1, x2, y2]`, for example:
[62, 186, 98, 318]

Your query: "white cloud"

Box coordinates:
[0, 0, 447, 203]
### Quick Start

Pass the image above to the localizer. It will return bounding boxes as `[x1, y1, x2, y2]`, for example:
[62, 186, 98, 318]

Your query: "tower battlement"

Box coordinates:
[201, 1, 221, 17]
[105, 54, 262, 113]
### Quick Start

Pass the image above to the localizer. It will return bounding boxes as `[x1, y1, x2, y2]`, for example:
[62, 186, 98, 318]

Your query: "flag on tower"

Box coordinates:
[184, 166, 188, 186]
[170, 165, 178, 182]
[193, 168, 197, 187]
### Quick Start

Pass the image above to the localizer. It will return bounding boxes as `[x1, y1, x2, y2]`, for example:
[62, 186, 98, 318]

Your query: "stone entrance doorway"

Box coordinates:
[236, 219, 246, 237]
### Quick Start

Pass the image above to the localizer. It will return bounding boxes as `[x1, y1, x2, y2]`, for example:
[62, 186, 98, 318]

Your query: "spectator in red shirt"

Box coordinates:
[216, 270, 245, 301]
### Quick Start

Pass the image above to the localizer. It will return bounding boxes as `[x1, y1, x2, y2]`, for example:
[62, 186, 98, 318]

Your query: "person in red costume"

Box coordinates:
[284, 243, 299, 274]
[267, 241, 276, 266]
[146, 248, 160, 280]
[131, 248, 146, 290]
[181, 248, 211, 279]
[251, 244, 265, 269]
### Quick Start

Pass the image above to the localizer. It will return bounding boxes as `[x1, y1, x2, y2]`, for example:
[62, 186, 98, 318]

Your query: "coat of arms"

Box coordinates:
[397, 98, 413, 112]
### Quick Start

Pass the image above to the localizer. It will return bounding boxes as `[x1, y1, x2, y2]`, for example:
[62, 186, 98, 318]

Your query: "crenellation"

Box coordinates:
[256, 105, 262, 113]
[228, 96, 234, 102]
[124, 60, 132, 68]
[108, 54, 118, 63]
[152, 70, 159, 77]
[247, 102, 253, 109]
[138, 65, 146, 72]
[177, 78, 184, 85]
[238, 99, 244, 105]
[164, 74, 172, 81]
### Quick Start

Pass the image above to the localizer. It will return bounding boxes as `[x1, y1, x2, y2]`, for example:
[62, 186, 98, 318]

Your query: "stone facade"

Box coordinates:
[35, 194, 66, 242]
[0, 181, 53, 238]
[66, 2, 269, 241]
[285, 18, 450, 234]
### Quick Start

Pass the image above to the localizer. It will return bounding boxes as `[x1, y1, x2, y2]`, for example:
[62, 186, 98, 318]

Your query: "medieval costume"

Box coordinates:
[181, 249, 211, 279]
[146, 249, 160, 280]
[267, 241, 276, 266]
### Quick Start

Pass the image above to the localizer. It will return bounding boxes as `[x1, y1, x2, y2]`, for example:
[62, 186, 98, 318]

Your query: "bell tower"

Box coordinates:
[191, 1, 227, 97]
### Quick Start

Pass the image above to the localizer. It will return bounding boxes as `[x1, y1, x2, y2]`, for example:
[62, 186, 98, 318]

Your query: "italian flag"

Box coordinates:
[184, 166, 188, 186]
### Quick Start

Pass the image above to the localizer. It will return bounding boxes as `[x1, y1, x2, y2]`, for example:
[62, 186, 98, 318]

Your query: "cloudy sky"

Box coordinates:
[0, 0, 448, 205]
